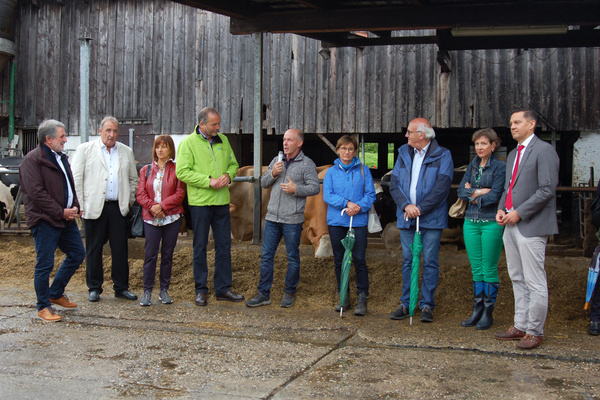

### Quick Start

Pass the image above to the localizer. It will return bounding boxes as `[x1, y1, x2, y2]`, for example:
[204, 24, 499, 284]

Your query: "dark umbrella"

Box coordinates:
[339, 210, 355, 317]
[409, 216, 423, 325]
[585, 244, 600, 310]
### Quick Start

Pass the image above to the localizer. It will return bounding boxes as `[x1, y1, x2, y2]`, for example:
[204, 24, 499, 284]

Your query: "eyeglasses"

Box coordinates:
[339, 147, 355, 153]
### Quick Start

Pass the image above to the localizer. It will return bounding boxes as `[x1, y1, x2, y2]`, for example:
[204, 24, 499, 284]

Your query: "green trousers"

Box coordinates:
[463, 219, 504, 283]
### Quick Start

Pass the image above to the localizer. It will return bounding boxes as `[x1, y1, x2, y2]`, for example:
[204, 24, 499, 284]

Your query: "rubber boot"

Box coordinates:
[461, 281, 485, 327]
[476, 282, 498, 330]
[354, 292, 368, 316]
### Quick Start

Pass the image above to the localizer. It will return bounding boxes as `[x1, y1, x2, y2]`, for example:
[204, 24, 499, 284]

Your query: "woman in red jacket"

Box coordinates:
[136, 135, 186, 306]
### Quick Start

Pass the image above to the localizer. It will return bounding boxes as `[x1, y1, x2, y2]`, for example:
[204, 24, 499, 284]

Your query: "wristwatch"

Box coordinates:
[478, 189, 482, 196]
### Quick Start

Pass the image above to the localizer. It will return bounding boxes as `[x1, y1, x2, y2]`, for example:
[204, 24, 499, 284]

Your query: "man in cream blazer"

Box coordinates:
[71, 116, 139, 302]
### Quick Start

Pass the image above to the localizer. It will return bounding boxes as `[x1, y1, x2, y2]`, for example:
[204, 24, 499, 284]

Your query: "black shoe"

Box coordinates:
[216, 290, 244, 302]
[590, 321, 600, 336]
[390, 305, 409, 320]
[280, 291, 295, 308]
[195, 292, 207, 306]
[88, 290, 100, 302]
[420, 306, 434, 322]
[245, 292, 271, 307]
[115, 290, 138, 300]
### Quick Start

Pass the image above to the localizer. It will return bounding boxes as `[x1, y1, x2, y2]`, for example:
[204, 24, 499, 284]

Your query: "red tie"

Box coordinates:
[505, 145, 525, 210]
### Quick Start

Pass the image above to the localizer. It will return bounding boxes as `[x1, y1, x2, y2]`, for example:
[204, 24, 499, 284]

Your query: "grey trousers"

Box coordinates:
[503, 224, 549, 337]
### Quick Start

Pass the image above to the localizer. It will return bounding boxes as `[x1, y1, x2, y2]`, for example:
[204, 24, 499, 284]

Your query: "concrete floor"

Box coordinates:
[1, 286, 599, 399]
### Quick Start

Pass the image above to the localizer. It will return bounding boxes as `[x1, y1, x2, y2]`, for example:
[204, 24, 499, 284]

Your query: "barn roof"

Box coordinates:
[173, 0, 600, 50]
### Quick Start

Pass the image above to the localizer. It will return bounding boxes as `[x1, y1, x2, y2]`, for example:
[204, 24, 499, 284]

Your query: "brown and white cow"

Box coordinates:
[230, 165, 334, 257]
[301, 165, 333, 257]
[229, 165, 271, 241]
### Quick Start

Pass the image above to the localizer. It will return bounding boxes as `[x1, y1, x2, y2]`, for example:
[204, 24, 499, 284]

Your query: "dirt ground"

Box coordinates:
[0, 231, 593, 333]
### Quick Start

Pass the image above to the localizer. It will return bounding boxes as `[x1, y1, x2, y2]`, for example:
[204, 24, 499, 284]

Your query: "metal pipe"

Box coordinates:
[8, 59, 15, 144]
[129, 128, 134, 151]
[252, 32, 263, 245]
[79, 37, 92, 142]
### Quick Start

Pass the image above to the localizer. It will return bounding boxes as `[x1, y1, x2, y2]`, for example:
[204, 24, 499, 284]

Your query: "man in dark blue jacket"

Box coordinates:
[389, 118, 453, 322]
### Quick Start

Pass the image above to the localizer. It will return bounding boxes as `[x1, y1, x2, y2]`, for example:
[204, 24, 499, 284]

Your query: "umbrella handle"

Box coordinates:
[416, 216, 419, 232]
[341, 209, 354, 230]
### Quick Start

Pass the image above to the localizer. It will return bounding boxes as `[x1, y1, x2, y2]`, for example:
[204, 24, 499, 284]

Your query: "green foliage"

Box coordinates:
[360, 143, 395, 169]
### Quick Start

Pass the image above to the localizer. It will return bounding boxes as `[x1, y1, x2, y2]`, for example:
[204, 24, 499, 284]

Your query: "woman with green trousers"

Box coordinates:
[457, 128, 506, 330]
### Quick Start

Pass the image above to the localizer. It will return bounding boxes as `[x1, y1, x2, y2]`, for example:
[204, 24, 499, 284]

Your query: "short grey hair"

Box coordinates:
[416, 122, 435, 139]
[198, 107, 219, 125]
[38, 119, 65, 144]
[100, 116, 119, 130]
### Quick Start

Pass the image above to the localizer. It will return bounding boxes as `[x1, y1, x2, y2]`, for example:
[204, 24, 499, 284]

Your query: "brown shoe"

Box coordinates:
[37, 307, 62, 322]
[517, 334, 543, 349]
[494, 326, 526, 341]
[50, 294, 77, 308]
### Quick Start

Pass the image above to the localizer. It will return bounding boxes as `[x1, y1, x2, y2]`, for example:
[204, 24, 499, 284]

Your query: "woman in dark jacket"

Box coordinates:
[457, 128, 506, 330]
[136, 135, 186, 306]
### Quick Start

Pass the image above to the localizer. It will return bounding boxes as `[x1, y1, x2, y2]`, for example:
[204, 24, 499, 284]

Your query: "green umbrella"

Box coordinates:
[339, 211, 355, 317]
[409, 216, 423, 325]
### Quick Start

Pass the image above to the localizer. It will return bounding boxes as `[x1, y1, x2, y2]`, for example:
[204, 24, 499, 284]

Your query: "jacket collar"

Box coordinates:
[195, 125, 223, 144]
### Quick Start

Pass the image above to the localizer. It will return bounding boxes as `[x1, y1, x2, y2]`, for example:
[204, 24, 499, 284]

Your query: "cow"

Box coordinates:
[231, 164, 394, 258]
[229, 165, 334, 257]
[229, 165, 271, 241]
[0, 157, 23, 225]
[301, 165, 333, 257]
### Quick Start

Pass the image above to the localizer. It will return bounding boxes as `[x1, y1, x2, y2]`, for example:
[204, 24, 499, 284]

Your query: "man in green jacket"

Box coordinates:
[176, 107, 243, 306]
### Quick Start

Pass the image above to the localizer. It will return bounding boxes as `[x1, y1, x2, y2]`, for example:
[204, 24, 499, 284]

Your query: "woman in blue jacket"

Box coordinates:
[323, 135, 376, 316]
[457, 128, 506, 330]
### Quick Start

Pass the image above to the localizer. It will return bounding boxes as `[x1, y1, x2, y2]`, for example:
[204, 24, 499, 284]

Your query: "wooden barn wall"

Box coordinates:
[13, 0, 600, 136]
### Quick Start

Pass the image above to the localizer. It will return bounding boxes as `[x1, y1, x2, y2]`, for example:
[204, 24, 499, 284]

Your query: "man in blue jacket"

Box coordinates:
[389, 118, 453, 322]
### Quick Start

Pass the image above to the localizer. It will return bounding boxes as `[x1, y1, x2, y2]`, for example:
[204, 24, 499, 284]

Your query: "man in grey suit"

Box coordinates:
[494, 109, 559, 350]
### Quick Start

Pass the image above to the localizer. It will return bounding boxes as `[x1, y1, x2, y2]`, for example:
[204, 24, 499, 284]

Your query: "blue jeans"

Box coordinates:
[328, 225, 369, 296]
[258, 220, 303, 297]
[400, 227, 442, 310]
[190, 205, 232, 295]
[31, 221, 85, 311]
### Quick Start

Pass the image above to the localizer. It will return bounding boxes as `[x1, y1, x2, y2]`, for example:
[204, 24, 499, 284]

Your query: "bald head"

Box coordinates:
[283, 129, 304, 159]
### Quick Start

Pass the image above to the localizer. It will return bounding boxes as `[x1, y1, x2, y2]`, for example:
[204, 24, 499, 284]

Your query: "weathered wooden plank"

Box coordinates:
[303, 39, 317, 133]
[315, 43, 329, 133]
[182, 6, 197, 133]
[151, 0, 165, 133]
[160, 1, 175, 133]
[170, 1, 186, 133]
[278, 33, 292, 134]
[111, 1, 126, 119]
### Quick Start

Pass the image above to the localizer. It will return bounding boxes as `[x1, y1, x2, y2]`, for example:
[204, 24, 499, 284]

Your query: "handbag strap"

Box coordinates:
[360, 163, 365, 194]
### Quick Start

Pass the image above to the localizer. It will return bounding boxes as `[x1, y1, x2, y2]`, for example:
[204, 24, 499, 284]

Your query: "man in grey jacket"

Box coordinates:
[246, 129, 320, 308]
[494, 109, 559, 350]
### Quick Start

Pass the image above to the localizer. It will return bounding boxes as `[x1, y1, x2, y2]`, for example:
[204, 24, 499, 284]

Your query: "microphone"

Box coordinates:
[277, 151, 284, 162]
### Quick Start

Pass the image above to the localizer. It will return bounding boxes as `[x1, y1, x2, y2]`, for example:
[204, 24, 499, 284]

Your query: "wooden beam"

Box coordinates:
[437, 29, 600, 50]
[229, 3, 600, 34]
[292, 0, 333, 10]
[171, 0, 254, 19]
